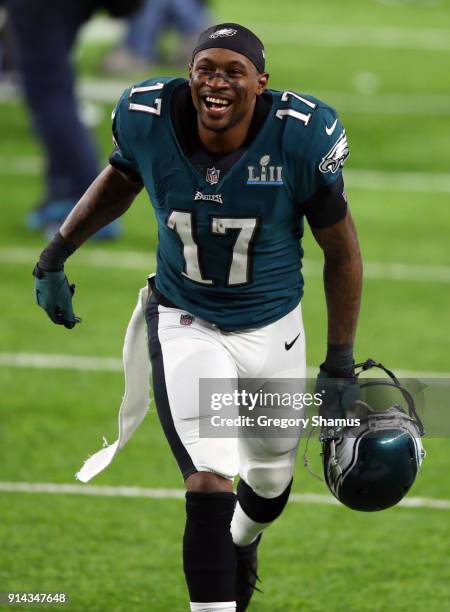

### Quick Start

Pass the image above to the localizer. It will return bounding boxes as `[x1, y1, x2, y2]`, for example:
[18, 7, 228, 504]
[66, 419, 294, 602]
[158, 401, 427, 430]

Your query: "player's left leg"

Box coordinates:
[231, 434, 300, 610]
[222, 306, 306, 609]
[225, 304, 306, 541]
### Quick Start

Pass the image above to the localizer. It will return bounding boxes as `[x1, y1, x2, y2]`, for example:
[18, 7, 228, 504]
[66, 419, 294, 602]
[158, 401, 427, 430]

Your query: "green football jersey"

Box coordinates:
[111, 77, 349, 331]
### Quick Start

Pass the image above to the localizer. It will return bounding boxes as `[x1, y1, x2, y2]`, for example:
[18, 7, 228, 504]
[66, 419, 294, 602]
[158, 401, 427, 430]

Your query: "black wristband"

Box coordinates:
[324, 343, 354, 377]
[38, 232, 78, 271]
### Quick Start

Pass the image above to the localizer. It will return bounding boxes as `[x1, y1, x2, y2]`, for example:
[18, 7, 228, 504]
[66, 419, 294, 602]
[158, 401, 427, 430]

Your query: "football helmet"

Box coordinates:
[321, 359, 426, 512]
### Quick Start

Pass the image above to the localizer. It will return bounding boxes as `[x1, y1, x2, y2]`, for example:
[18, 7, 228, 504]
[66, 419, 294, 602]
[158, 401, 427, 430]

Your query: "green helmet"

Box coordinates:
[321, 360, 426, 512]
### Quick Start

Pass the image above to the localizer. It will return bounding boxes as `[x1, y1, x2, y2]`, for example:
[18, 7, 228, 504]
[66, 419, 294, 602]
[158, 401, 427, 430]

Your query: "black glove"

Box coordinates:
[315, 365, 359, 438]
[33, 264, 81, 329]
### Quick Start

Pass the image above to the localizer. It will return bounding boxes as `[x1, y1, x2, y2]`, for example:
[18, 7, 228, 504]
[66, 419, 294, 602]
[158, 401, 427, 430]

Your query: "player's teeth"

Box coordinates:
[206, 97, 230, 106]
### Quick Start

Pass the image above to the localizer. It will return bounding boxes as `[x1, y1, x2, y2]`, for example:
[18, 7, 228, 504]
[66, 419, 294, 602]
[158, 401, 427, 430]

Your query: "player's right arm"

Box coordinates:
[33, 85, 146, 328]
[33, 166, 142, 328]
[59, 164, 142, 245]
[61, 81, 149, 244]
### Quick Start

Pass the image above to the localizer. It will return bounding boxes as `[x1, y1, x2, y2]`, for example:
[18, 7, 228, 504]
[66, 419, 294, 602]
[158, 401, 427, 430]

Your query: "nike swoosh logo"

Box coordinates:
[325, 119, 338, 136]
[285, 333, 301, 351]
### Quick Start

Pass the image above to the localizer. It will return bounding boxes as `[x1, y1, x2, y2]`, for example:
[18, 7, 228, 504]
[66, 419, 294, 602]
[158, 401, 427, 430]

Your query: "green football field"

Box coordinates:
[1, 0, 450, 610]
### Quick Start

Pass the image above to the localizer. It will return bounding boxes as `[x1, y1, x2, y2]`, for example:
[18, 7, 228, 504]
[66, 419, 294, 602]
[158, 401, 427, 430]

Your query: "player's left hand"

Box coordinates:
[33, 264, 81, 329]
[315, 365, 359, 424]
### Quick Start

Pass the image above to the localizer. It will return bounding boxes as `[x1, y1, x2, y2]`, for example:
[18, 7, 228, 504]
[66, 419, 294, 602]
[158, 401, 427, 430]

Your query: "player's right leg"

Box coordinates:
[146, 296, 239, 611]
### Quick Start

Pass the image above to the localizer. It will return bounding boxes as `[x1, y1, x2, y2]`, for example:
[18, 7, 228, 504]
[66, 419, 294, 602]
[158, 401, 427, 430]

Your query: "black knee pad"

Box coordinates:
[183, 491, 236, 602]
[237, 478, 292, 523]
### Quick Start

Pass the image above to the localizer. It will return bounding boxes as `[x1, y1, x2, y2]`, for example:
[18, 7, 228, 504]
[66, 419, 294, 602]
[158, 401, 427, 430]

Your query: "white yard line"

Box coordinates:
[3, 79, 450, 116]
[80, 17, 450, 52]
[0, 481, 448, 510]
[303, 258, 450, 284]
[0, 246, 157, 270]
[0, 155, 43, 174]
[75, 80, 450, 118]
[344, 169, 450, 193]
[1, 246, 449, 283]
[1, 154, 450, 194]
[77, 80, 450, 118]
[0, 352, 123, 372]
[315, 92, 450, 117]
[0, 352, 448, 379]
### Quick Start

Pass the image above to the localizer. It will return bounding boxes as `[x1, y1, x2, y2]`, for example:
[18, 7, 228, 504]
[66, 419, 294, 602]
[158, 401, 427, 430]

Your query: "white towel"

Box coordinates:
[76, 283, 151, 483]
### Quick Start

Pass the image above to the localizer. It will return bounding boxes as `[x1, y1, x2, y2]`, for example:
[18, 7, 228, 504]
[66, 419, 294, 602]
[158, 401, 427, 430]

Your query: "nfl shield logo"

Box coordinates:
[206, 167, 220, 185]
[180, 314, 194, 326]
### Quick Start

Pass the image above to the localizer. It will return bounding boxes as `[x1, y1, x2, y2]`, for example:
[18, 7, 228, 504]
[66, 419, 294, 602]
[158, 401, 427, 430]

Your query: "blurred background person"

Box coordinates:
[103, 0, 211, 75]
[0, 1, 18, 85]
[6, 0, 143, 240]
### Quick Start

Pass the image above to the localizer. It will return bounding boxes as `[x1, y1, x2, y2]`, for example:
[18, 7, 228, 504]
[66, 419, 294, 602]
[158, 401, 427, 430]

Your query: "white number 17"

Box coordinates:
[276, 91, 317, 126]
[167, 211, 258, 286]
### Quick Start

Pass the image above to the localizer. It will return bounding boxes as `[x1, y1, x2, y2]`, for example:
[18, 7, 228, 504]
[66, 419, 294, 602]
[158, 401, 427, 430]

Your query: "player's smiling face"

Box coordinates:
[189, 48, 268, 133]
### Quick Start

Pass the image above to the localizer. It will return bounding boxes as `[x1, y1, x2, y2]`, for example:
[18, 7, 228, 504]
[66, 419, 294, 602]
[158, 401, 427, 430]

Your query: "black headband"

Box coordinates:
[192, 23, 266, 73]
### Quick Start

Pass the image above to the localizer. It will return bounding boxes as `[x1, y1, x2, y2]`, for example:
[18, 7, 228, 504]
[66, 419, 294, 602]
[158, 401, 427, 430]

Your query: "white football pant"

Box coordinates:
[146, 298, 306, 499]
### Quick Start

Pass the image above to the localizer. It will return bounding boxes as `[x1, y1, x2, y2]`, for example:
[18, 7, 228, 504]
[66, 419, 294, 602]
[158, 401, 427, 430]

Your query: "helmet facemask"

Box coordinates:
[310, 360, 426, 511]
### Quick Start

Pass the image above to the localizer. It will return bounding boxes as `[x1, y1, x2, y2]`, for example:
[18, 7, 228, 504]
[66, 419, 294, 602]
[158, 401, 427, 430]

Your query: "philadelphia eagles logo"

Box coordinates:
[319, 131, 349, 174]
[209, 28, 238, 39]
[194, 191, 223, 204]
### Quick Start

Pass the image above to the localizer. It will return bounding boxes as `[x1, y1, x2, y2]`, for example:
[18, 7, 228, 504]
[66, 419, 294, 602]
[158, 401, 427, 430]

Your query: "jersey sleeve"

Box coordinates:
[302, 174, 348, 228]
[289, 102, 350, 227]
[304, 105, 349, 194]
[109, 88, 143, 182]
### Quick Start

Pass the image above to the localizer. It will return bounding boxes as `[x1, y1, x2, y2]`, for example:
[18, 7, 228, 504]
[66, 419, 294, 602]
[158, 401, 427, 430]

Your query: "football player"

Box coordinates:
[34, 23, 363, 611]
